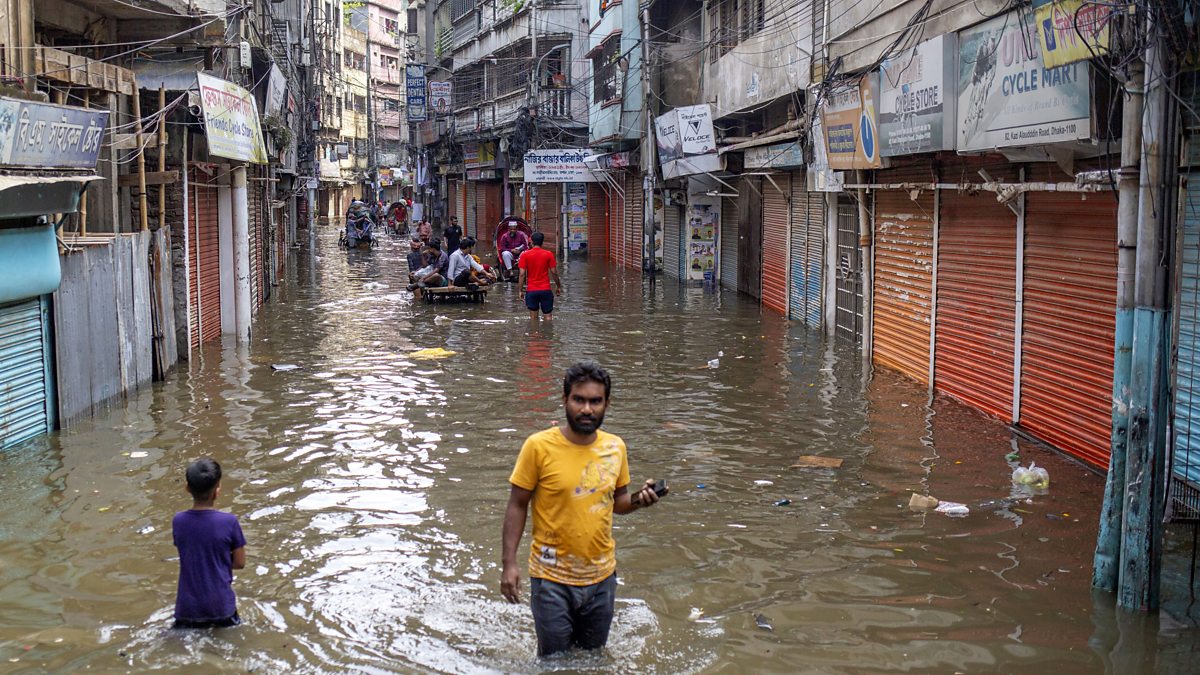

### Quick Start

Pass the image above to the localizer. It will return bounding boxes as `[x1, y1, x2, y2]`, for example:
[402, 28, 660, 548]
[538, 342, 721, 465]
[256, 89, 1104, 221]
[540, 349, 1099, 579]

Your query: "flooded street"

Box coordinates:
[2, 229, 1199, 673]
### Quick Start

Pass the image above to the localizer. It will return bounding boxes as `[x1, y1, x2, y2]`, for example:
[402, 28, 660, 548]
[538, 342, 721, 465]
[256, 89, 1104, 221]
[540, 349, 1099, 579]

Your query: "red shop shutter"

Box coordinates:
[190, 169, 221, 347]
[588, 182, 608, 257]
[761, 173, 789, 314]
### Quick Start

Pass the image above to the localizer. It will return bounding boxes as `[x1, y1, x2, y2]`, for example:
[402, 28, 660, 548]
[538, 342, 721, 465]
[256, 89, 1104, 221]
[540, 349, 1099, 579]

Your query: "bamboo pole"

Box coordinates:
[133, 84, 149, 231]
[80, 90, 90, 236]
[158, 85, 167, 231]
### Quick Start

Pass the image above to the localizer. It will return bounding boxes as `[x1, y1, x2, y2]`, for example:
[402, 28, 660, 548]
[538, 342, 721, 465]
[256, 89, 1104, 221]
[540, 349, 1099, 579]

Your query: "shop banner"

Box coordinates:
[957, 9, 1091, 152]
[464, 141, 495, 168]
[879, 34, 957, 156]
[429, 81, 452, 114]
[265, 64, 287, 116]
[656, 104, 719, 179]
[524, 149, 600, 183]
[1033, 0, 1113, 68]
[567, 182, 588, 250]
[686, 201, 718, 282]
[822, 74, 881, 170]
[197, 73, 267, 164]
[406, 64, 427, 122]
[0, 97, 108, 169]
[744, 141, 805, 169]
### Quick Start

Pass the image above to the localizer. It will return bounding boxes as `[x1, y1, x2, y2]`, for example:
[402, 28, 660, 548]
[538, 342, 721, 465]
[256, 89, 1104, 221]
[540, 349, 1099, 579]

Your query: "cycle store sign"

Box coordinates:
[956, 9, 1090, 152]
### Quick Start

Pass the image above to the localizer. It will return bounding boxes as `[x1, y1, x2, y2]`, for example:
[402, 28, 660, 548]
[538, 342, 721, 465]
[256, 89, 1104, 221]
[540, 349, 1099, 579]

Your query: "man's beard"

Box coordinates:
[566, 411, 604, 434]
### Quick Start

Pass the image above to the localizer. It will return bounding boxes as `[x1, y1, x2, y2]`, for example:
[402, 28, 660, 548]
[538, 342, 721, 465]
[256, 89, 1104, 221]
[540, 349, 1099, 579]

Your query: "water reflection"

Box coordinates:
[0, 229, 1197, 672]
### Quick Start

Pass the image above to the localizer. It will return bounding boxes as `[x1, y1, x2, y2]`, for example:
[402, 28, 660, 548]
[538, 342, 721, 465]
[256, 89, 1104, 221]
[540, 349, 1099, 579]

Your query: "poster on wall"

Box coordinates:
[686, 202, 718, 282]
[957, 9, 1091, 151]
[653, 192, 664, 271]
[567, 183, 588, 251]
[878, 34, 957, 156]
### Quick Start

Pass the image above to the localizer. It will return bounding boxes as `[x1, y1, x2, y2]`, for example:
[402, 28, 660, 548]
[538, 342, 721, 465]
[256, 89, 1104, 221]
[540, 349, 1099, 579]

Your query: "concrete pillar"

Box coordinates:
[232, 165, 251, 342]
[218, 179, 235, 334]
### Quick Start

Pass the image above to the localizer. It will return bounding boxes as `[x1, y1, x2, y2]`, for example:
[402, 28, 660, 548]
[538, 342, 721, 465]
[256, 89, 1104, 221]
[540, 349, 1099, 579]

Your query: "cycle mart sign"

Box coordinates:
[956, 9, 1090, 152]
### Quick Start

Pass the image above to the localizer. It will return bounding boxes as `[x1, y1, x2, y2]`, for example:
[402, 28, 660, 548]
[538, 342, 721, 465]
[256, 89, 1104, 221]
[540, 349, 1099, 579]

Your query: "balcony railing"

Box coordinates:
[538, 88, 571, 119]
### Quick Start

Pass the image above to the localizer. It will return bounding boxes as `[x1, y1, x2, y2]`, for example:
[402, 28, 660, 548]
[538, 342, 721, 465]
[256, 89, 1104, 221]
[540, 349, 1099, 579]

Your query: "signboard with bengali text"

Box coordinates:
[523, 149, 600, 183]
[197, 73, 267, 164]
[0, 97, 109, 169]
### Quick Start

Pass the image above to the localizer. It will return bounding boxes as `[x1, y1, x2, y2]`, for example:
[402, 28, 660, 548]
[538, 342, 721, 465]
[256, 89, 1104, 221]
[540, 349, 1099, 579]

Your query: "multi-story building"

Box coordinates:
[430, 0, 590, 251]
[346, 0, 408, 202]
[315, 0, 350, 218]
[342, 25, 372, 190]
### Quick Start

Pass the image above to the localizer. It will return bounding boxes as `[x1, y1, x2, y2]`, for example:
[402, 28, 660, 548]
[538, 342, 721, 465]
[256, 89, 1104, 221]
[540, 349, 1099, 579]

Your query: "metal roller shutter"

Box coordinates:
[805, 186, 826, 327]
[249, 177, 262, 311]
[936, 184, 1018, 421]
[533, 184, 560, 253]
[720, 196, 739, 291]
[789, 176, 825, 328]
[762, 173, 789, 314]
[1020, 190, 1117, 467]
[1174, 172, 1200, 515]
[664, 198, 681, 279]
[191, 169, 221, 347]
[625, 173, 643, 272]
[465, 181, 477, 238]
[588, 183, 608, 257]
[873, 166, 936, 384]
[0, 298, 51, 448]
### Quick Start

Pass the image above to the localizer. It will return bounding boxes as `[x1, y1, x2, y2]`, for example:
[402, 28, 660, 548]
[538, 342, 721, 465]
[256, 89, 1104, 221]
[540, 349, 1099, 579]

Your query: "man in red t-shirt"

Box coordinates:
[518, 231, 563, 321]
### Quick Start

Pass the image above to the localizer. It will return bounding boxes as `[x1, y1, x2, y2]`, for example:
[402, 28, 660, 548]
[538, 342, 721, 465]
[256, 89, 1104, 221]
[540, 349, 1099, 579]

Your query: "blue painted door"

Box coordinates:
[0, 297, 54, 448]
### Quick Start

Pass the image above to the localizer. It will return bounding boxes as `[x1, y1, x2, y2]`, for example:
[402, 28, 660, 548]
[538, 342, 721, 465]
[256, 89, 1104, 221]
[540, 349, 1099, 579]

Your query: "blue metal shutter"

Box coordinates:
[720, 196, 739, 290]
[0, 298, 52, 448]
[1172, 172, 1200, 515]
[789, 174, 825, 328]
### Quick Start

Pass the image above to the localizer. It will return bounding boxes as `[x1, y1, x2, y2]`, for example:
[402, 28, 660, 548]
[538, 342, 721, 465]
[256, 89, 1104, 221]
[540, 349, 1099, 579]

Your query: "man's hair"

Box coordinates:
[186, 458, 222, 499]
[531, 231, 545, 246]
[459, 238, 472, 250]
[563, 361, 611, 400]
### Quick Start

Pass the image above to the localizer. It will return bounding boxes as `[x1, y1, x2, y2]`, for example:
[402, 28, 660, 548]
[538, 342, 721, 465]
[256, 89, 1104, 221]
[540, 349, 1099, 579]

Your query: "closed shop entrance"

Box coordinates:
[738, 176, 763, 298]
[834, 198, 863, 343]
[0, 297, 54, 448]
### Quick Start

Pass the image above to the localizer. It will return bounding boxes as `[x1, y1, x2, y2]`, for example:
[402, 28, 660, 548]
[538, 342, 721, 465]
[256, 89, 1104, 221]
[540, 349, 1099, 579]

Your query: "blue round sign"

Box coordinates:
[859, 111, 876, 161]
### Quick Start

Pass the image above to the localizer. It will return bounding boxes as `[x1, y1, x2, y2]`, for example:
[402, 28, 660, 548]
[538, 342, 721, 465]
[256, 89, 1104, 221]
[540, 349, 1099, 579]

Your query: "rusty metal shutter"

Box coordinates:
[0, 298, 52, 448]
[664, 198, 681, 278]
[789, 177, 824, 327]
[935, 186, 1017, 421]
[761, 173, 789, 314]
[588, 182, 607, 257]
[533, 184, 560, 253]
[190, 169, 221, 347]
[624, 172, 643, 271]
[249, 177, 262, 311]
[465, 181, 477, 238]
[607, 182, 624, 266]
[1020, 190, 1117, 467]
[720, 196, 739, 290]
[873, 167, 936, 384]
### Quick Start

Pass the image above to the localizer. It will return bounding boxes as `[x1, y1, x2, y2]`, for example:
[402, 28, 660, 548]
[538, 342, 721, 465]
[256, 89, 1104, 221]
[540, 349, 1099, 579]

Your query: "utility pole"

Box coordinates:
[366, 21, 376, 203]
[641, 7, 656, 276]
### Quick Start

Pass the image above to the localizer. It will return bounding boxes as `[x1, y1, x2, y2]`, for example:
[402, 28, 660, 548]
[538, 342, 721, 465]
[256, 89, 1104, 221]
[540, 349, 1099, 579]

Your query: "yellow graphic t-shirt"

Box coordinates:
[509, 427, 630, 586]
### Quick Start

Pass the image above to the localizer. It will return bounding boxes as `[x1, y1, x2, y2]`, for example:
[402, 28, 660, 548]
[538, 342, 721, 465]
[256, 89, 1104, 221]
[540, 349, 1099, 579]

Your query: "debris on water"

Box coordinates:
[696, 483, 707, 489]
[129, 451, 148, 459]
[1005, 450, 1021, 462]
[1012, 462, 1050, 489]
[137, 525, 155, 535]
[433, 315, 452, 325]
[935, 501, 970, 517]
[271, 364, 300, 371]
[688, 607, 705, 621]
[498, 428, 517, 433]
[98, 506, 111, 512]
[909, 493, 939, 511]
[409, 347, 457, 360]
[754, 480, 774, 486]
[774, 499, 792, 506]
[900, 403, 909, 408]
[707, 358, 720, 369]
[791, 455, 843, 469]
[717, 350, 724, 357]
[754, 613, 773, 631]
[621, 330, 644, 335]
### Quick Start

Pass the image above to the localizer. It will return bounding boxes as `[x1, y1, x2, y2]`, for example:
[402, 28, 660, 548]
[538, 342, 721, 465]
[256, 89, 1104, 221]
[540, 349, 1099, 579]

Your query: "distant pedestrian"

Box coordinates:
[418, 219, 432, 243]
[501, 361, 666, 657]
[444, 216, 463, 254]
[172, 458, 246, 629]
[518, 231, 562, 321]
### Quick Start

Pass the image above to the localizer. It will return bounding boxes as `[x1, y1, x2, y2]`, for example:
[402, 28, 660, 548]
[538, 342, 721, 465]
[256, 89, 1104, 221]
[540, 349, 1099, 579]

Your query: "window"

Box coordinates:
[592, 36, 621, 104]
[740, 0, 764, 40]
[354, 95, 367, 113]
[384, 99, 399, 112]
[451, 0, 475, 21]
[709, 0, 764, 63]
[344, 50, 365, 70]
[384, 18, 399, 37]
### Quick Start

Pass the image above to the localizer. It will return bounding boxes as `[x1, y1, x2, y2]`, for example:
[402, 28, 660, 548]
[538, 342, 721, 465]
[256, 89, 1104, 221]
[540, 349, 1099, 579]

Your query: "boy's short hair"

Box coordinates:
[531, 231, 545, 246]
[186, 458, 222, 499]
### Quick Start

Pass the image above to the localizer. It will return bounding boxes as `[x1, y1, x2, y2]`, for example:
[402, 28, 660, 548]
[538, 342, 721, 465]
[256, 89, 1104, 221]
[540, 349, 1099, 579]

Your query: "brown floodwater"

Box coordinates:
[1, 228, 1198, 673]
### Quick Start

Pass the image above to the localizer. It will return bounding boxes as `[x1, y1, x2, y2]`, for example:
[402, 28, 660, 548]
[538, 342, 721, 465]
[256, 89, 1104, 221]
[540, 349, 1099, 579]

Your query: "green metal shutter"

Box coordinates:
[0, 298, 52, 448]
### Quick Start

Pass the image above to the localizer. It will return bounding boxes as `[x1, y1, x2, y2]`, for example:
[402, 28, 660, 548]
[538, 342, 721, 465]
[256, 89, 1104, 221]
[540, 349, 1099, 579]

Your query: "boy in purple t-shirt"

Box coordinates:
[172, 458, 246, 629]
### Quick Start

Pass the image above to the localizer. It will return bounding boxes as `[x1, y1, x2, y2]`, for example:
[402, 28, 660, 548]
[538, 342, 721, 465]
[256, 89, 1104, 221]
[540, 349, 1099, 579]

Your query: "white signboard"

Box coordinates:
[197, 73, 267, 164]
[656, 104, 720, 179]
[429, 80, 452, 114]
[265, 64, 287, 116]
[957, 10, 1090, 152]
[523, 149, 600, 183]
[676, 104, 716, 154]
[879, 34, 957, 156]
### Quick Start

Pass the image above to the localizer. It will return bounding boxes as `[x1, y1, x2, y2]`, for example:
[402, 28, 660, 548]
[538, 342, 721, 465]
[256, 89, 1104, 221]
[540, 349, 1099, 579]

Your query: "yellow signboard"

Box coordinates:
[1033, 0, 1113, 68]
[822, 74, 882, 171]
[196, 73, 267, 164]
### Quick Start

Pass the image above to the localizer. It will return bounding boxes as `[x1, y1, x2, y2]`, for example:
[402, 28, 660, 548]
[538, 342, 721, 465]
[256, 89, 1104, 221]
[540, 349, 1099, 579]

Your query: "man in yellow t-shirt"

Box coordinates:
[501, 361, 665, 657]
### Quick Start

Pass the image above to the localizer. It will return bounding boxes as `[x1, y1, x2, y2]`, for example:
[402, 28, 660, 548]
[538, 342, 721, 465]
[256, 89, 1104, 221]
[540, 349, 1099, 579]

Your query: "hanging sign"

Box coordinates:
[878, 34, 957, 156]
[406, 64, 427, 121]
[957, 9, 1091, 151]
[656, 104, 721, 179]
[197, 73, 267, 164]
[523, 149, 600, 183]
[744, 141, 805, 169]
[428, 80, 452, 114]
[0, 97, 108, 169]
[822, 73, 881, 170]
[1032, 0, 1114, 68]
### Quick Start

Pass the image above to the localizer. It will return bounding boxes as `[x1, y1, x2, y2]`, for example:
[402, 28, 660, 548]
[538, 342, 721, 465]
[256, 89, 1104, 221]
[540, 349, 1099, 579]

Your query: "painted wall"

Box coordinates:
[706, 0, 814, 119]
[587, 1, 643, 148]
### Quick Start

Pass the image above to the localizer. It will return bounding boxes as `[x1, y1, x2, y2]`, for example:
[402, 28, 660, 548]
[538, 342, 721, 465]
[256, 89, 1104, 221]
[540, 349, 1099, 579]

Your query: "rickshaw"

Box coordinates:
[493, 215, 534, 281]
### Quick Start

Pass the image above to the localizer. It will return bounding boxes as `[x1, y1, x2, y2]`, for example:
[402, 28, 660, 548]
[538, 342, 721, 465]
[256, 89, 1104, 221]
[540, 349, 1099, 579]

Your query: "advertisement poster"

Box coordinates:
[822, 73, 881, 170]
[428, 81, 452, 114]
[567, 182, 588, 251]
[523, 149, 600, 182]
[686, 202, 718, 282]
[878, 34, 957, 156]
[406, 64, 427, 122]
[656, 104, 723, 179]
[1033, 0, 1113, 68]
[957, 10, 1091, 151]
[0, 97, 108, 168]
[653, 192, 664, 271]
[196, 73, 267, 164]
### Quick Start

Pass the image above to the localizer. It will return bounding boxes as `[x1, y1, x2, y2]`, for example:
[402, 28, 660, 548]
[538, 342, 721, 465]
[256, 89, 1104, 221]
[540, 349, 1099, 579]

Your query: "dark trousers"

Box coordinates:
[173, 612, 241, 630]
[530, 574, 617, 657]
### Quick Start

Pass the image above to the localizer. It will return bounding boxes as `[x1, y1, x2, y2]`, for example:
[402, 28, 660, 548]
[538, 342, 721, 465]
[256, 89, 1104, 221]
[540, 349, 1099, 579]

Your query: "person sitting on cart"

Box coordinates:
[498, 220, 532, 281]
[406, 238, 425, 282]
[448, 237, 491, 290]
[407, 245, 448, 291]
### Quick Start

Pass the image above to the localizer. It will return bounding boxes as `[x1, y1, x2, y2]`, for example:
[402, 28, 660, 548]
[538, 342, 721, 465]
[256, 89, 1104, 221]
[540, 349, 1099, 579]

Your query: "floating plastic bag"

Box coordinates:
[1012, 461, 1050, 490]
[409, 347, 457, 360]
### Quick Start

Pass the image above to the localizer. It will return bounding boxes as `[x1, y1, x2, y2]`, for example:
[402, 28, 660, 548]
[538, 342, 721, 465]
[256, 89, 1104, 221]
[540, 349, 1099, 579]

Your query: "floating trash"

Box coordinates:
[271, 364, 300, 372]
[409, 347, 457, 360]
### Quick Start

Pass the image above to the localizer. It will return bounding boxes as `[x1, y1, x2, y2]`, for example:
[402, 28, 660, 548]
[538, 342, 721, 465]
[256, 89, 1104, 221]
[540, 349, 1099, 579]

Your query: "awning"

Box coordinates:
[0, 174, 104, 219]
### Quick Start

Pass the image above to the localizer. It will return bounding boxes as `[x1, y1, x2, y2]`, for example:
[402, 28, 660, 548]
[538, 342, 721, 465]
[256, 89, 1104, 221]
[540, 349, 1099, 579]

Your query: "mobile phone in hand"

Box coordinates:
[634, 479, 668, 506]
